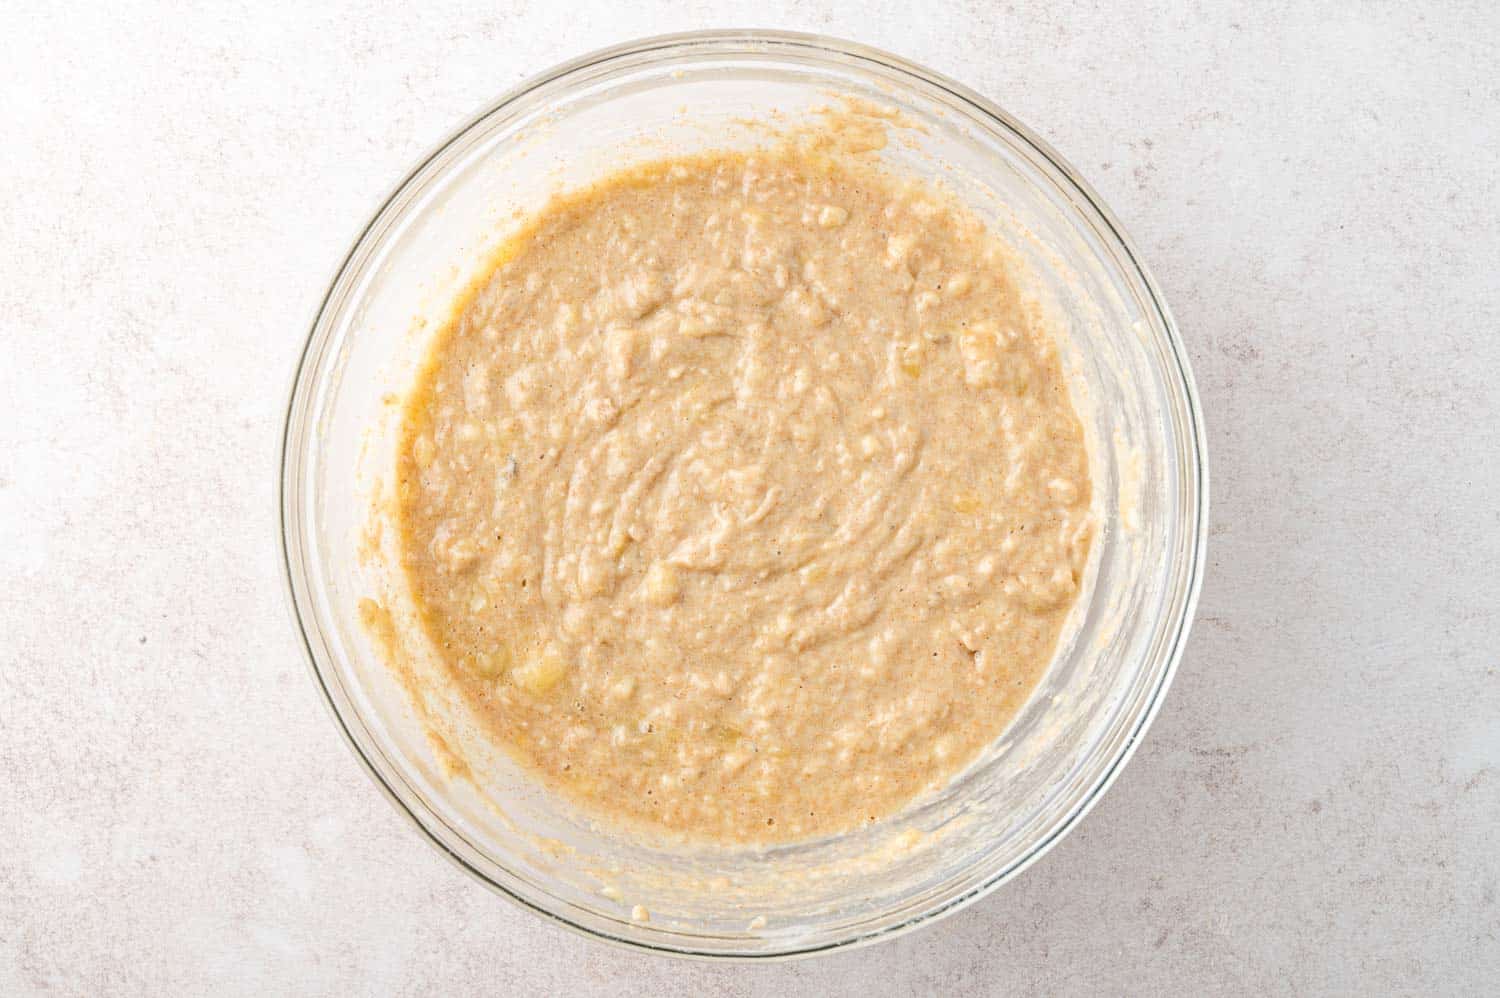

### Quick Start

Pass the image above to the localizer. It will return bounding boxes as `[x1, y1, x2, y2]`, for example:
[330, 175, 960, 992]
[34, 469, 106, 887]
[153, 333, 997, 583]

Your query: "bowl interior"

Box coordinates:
[283, 33, 1203, 958]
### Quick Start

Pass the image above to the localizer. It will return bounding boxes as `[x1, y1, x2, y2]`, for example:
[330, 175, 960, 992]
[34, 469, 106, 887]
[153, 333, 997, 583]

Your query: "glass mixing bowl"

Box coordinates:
[280, 30, 1207, 958]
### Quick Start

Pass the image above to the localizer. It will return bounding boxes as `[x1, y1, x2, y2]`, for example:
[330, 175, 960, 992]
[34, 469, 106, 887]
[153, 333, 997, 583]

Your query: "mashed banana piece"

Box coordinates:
[396, 150, 1092, 844]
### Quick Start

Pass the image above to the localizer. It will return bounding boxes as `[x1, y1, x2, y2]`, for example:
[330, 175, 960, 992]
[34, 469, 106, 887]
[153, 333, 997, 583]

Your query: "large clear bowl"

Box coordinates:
[280, 30, 1207, 959]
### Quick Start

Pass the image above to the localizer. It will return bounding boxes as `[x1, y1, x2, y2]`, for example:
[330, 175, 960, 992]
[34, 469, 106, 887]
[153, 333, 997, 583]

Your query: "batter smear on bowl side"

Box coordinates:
[394, 144, 1092, 844]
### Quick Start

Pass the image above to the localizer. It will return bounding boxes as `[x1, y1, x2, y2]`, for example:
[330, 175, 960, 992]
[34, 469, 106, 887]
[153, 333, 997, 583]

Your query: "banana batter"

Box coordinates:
[394, 147, 1092, 844]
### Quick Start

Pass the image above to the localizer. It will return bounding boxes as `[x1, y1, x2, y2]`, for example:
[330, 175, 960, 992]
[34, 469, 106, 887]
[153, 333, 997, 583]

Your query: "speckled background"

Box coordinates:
[4, 2, 1497, 994]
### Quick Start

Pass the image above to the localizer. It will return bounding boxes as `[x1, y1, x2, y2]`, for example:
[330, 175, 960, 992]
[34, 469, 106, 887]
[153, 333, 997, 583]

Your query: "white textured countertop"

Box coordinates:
[4, 3, 1497, 994]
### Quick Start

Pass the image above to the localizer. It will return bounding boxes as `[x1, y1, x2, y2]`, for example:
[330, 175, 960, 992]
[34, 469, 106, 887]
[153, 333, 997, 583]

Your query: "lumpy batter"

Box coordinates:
[395, 147, 1092, 844]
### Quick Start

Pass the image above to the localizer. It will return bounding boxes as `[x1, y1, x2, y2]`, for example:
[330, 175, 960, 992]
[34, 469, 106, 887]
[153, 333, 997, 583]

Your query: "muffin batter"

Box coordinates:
[395, 148, 1092, 844]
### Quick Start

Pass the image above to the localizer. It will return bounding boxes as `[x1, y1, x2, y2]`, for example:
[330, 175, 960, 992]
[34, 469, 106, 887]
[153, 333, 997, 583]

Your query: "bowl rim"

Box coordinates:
[279, 27, 1209, 960]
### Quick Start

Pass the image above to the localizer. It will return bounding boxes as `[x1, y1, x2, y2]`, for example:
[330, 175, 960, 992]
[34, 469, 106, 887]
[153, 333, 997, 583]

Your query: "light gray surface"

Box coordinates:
[3, 2, 1497, 994]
